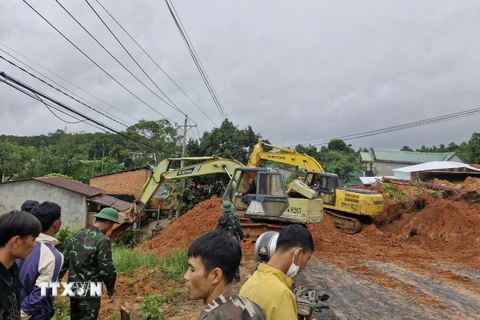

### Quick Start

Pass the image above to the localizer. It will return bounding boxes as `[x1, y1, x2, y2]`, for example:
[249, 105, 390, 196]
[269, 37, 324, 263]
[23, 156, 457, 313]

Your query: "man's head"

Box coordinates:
[221, 200, 233, 213]
[31, 201, 62, 235]
[184, 230, 242, 303]
[272, 224, 314, 278]
[249, 177, 255, 184]
[0, 210, 42, 259]
[21, 200, 39, 213]
[93, 207, 120, 233]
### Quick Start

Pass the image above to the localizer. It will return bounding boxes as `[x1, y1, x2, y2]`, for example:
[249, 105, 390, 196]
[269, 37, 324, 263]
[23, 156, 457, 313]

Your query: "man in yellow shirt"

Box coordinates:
[239, 224, 314, 320]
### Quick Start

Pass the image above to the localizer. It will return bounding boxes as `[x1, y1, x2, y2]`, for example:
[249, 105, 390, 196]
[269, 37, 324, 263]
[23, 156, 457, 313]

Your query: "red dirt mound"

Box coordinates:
[141, 198, 224, 256]
[141, 198, 253, 256]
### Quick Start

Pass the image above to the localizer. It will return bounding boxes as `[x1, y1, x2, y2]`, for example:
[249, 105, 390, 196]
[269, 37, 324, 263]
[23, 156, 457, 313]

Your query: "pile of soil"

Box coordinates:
[141, 198, 224, 255]
[141, 198, 253, 256]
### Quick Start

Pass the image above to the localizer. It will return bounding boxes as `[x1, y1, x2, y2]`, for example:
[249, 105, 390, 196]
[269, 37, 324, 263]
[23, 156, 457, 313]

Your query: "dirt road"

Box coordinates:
[295, 260, 480, 320]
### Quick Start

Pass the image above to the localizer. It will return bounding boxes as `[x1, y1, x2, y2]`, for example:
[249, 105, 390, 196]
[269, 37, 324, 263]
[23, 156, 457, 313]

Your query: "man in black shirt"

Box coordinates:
[0, 210, 42, 320]
[241, 177, 257, 205]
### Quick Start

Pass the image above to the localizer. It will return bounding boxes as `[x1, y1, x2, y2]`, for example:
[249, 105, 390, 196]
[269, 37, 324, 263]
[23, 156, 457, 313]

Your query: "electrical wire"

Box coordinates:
[0, 42, 139, 123]
[33, 93, 85, 124]
[22, 0, 175, 122]
[84, 0, 186, 116]
[168, 1, 227, 119]
[94, 0, 219, 127]
[0, 55, 130, 128]
[0, 71, 161, 151]
[297, 107, 480, 147]
[165, 0, 228, 119]
[0, 47, 131, 127]
[53, 0, 181, 118]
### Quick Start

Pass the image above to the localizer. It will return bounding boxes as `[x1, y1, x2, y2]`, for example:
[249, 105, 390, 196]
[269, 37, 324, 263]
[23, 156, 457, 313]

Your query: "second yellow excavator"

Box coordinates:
[247, 142, 384, 234]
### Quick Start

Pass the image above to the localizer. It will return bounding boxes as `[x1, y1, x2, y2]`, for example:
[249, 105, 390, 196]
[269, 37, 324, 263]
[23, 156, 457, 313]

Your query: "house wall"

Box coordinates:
[374, 162, 414, 176]
[450, 155, 464, 163]
[0, 180, 87, 229]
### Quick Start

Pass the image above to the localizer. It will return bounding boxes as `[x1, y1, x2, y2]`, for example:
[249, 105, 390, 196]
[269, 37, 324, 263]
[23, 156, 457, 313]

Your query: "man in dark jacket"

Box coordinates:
[17, 201, 64, 320]
[0, 211, 42, 320]
[59, 207, 119, 320]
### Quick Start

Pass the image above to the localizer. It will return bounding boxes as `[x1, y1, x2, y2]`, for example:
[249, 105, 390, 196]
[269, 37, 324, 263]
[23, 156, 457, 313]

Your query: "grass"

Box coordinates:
[54, 246, 188, 319]
[112, 245, 161, 275]
[159, 249, 188, 282]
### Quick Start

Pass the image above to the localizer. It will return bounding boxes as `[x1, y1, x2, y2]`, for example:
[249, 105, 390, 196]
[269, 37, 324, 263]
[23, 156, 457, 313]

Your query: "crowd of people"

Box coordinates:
[0, 198, 315, 320]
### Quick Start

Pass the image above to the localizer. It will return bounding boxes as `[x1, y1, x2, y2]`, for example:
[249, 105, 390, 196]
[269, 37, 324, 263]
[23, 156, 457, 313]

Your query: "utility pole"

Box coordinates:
[176, 116, 197, 218]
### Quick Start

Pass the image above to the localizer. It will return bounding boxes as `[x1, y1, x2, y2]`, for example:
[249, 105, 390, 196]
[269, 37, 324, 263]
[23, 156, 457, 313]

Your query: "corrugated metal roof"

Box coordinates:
[360, 152, 374, 162]
[88, 195, 132, 212]
[35, 177, 103, 197]
[363, 149, 460, 164]
[394, 161, 480, 173]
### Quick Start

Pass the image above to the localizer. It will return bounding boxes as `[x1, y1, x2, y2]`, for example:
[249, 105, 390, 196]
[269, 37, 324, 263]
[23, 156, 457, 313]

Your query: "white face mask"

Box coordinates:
[286, 249, 302, 278]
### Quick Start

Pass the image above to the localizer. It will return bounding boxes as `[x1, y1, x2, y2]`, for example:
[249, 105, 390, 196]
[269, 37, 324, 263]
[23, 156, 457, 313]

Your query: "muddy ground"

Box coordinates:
[102, 179, 480, 319]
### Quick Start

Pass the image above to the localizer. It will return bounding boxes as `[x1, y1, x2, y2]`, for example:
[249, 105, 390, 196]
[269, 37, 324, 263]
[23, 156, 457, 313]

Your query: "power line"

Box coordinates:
[34, 93, 85, 124]
[0, 42, 139, 124]
[22, 0, 174, 122]
[165, 0, 228, 119]
[0, 46, 131, 127]
[169, 1, 228, 119]
[53, 0, 182, 118]
[297, 107, 480, 147]
[0, 71, 160, 151]
[0, 55, 130, 128]
[84, 0, 186, 116]
[94, 0, 218, 127]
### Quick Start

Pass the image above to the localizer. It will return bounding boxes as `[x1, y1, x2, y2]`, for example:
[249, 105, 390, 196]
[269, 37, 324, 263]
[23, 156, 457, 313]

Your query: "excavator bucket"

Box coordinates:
[106, 206, 139, 241]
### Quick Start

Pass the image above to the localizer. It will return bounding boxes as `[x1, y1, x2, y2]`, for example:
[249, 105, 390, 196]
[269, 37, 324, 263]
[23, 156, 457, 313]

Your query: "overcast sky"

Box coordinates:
[1, 0, 479, 151]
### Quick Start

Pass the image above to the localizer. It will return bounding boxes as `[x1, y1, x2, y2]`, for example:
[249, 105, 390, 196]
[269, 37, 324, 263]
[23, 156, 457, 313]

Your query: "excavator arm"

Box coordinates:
[108, 156, 245, 239]
[247, 142, 324, 172]
[246, 141, 384, 234]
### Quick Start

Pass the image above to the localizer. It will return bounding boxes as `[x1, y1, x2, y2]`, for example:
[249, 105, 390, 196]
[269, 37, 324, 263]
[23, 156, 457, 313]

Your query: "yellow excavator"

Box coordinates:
[108, 155, 324, 240]
[247, 142, 384, 233]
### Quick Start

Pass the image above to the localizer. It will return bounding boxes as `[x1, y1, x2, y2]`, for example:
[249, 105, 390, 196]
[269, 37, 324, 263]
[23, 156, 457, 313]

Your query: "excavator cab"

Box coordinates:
[224, 167, 289, 219]
[304, 171, 339, 205]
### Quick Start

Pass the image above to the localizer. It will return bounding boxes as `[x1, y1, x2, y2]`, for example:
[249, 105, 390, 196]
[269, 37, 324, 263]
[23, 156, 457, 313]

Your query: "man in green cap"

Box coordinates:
[216, 200, 244, 282]
[59, 207, 119, 320]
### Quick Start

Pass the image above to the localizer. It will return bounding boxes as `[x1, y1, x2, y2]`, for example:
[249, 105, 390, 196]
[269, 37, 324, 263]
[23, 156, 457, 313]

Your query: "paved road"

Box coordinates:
[295, 260, 480, 320]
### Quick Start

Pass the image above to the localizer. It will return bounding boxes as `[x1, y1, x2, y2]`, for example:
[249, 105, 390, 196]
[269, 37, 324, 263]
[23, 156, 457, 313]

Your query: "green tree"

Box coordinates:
[187, 119, 265, 163]
[125, 119, 182, 166]
[0, 141, 36, 181]
[401, 146, 414, 151]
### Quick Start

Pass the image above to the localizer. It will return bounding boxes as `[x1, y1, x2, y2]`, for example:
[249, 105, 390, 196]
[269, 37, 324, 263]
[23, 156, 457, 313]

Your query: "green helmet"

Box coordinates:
[222, 200, 233, 212]
[94, 207, 120, 224]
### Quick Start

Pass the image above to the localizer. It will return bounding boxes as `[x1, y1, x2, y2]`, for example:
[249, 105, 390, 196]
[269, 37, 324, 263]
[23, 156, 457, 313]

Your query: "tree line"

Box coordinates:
[1, 118, 479, 185]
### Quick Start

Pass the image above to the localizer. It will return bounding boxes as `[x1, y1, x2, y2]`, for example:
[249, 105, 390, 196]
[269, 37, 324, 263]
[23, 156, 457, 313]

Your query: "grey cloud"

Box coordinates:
[1, 0, 480, 151]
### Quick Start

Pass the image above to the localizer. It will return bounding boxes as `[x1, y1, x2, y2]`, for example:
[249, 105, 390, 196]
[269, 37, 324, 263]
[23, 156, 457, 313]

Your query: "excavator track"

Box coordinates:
[239, 217, 286, 242]
[324, 209, 364, 235]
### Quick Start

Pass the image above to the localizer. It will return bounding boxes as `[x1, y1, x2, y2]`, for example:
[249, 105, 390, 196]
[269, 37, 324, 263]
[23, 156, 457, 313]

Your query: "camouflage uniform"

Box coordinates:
[217, 211, 244, 240]
[216, 211, 244, 281]
[59, 226, 117, 320]
[197, 289, 266, 320]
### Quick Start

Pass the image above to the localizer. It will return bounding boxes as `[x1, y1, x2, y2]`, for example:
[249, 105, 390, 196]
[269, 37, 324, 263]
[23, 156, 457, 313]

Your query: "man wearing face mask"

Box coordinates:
[239, 224, 314, 320]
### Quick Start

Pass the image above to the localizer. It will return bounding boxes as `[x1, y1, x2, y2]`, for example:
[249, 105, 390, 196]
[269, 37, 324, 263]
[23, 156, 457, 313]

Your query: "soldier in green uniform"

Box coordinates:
[59, 207, 119, 320]
[185, 229, 265, 320]
[216, 201, 244, 282]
